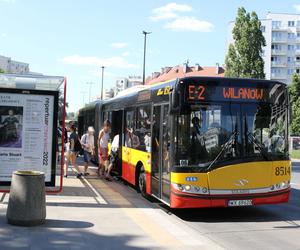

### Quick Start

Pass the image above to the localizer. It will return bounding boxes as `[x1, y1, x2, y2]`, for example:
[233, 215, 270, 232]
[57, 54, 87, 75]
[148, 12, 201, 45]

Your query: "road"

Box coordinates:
[168, 161, 300, 250]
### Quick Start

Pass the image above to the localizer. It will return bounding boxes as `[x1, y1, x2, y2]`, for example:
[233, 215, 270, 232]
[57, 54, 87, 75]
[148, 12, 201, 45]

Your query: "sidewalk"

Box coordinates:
[0, 159, 223, 250]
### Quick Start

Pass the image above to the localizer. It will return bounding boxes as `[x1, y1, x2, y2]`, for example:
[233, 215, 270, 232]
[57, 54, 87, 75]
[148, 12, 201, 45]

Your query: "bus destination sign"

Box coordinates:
[187, 84, 268, 102]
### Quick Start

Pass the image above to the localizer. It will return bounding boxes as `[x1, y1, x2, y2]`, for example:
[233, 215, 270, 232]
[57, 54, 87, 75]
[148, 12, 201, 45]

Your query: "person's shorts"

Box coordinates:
[99, 147, 108, 165]
[69, 150, 79, 157]
[83, 151, 92, 163]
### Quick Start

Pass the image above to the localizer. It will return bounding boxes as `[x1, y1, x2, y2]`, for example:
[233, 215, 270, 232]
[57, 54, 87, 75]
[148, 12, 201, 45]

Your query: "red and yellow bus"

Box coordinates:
[78, 77, 291, 208]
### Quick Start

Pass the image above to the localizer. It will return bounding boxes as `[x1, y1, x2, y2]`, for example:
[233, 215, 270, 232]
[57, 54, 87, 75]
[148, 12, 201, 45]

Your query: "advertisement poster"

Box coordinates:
[0, 89, 58, 186]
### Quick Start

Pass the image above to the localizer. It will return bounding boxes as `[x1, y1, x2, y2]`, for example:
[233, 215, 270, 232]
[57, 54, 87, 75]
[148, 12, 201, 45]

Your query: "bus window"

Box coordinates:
[103, 111, 112, 124]
[136, 106, 151, 152]
[175, 104, 241, 167]
[124, 109, 138, 148]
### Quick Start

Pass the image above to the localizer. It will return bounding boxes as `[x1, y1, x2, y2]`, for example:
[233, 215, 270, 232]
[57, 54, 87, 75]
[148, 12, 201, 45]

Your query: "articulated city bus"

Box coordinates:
[78, 77, 291, 208]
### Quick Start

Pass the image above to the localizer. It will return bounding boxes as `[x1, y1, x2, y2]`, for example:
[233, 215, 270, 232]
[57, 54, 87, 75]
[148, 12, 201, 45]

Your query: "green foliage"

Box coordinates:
[289, 74, 300, 135]
[58, 91, 69, 121]
[225, 7, 266, 79]
[0, 68, 5, 73]
[291, 150, 300, 159]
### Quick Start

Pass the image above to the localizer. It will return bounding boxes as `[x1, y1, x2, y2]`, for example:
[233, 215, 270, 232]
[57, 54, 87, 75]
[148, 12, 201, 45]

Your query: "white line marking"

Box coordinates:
[81, 177, 108, 204]
[68, 165, 108, 204]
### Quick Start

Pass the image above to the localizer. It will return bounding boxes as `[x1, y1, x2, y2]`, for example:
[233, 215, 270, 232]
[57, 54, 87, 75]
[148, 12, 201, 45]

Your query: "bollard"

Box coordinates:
[6, 170, 46, 226]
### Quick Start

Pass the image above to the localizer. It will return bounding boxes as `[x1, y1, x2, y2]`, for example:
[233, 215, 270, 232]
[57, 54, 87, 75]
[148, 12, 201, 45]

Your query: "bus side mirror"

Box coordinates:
[288, 104, 292, 125]
[169, 88, 179, 114]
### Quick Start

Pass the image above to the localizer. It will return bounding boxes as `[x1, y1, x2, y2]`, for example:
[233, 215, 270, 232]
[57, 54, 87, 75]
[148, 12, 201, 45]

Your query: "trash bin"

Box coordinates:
[6, 170, 46, 226]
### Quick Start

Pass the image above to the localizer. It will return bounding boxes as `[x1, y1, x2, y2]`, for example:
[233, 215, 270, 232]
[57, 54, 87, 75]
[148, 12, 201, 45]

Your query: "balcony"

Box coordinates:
[295, 37, 300, 43]
[272, 37, 287, 43]
[271, 73, 286, 80]
[271, 61, 287, 67]
[272, 26, 287, 31]
[295, 61, 300, 67]
[271, 49, 286, 56]
[295, 50, 300, 55]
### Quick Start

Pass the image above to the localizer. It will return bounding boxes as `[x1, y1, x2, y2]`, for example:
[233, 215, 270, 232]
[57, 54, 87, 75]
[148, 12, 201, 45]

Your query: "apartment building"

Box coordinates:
[0, 55, 29, 74]
[228, 13, 300, 84]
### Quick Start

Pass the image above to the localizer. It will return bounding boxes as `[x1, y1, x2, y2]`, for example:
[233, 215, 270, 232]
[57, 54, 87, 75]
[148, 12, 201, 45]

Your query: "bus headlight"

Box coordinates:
[271, 181, 290, 191]
[172, 183, 209, 195]
[177, 184, 184, 191]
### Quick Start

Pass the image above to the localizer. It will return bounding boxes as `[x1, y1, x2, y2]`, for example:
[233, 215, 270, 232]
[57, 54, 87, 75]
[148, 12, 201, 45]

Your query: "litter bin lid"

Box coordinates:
[14, 170, 44, 176]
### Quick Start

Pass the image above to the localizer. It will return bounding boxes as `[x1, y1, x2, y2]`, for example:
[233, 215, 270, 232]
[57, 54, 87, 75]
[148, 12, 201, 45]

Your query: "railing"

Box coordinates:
[272, 37, 287, 42]
[271, 73, 286, 79]
[272, 26, 287, 31]
[271, 61, 287, 67]
[271, 49, 286, 55]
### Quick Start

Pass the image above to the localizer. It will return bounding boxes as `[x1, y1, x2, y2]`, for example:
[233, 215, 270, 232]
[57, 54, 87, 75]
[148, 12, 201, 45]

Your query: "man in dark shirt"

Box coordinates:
[1, 109, 19, 141]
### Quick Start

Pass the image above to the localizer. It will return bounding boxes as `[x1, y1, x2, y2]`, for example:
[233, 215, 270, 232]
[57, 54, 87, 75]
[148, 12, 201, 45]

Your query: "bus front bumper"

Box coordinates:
[170, 189, 290, 209]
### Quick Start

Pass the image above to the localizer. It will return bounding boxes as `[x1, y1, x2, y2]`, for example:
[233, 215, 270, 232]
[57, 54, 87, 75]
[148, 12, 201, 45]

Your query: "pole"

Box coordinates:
[101, 66, 105, 100]
[142, 31, 151, 85]
[86, 82, 95, 103]
[80, 91, 87, 106]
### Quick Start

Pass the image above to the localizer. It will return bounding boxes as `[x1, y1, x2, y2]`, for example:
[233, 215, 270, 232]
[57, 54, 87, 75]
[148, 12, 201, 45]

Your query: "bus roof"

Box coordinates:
[78, 76, 286, 112]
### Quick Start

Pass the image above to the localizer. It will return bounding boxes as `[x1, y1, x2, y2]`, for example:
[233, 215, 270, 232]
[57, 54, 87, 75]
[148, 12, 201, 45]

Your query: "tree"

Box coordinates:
[289, 74, 300, 135]
[58, 91, 69, 121]
[0, 68, 5, 73]
[225, 7, 266, 79]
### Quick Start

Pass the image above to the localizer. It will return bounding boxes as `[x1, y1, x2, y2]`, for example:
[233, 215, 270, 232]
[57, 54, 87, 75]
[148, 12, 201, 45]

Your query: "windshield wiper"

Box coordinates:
[205, 131, 238, 171]
[246, 132, 271, 161]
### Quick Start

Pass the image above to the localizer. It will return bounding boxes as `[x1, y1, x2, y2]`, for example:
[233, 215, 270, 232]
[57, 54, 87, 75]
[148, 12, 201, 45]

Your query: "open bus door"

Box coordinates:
[110, 110, 123, 177]
[151, 104, 171, 203]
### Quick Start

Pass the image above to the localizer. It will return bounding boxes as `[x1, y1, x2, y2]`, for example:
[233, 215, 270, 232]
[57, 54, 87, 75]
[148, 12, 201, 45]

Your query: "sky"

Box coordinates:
[1, 0, 300, 112]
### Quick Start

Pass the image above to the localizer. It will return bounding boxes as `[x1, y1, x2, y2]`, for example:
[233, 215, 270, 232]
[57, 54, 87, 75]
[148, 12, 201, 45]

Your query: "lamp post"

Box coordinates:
[80, 91, 87, 106]
[101, 66, 105, 100]
[142, 31, 151, 85]
[86, 82, 95, 102]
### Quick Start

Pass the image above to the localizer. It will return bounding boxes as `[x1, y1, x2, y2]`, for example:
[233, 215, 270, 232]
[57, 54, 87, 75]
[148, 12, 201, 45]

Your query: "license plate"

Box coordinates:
[228, 199, 252, 207]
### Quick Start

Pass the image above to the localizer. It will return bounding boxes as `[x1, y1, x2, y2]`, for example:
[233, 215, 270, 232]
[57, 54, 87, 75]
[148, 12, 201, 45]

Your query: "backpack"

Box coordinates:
[74, 137, 83, 154]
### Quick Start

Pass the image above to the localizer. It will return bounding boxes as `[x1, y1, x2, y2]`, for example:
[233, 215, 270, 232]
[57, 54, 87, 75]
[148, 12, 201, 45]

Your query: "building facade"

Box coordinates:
[229, 13, 300, 84]
[146, 63, 225, 85]
[0, 55, 29, 74]
[114, 75, 142, 95]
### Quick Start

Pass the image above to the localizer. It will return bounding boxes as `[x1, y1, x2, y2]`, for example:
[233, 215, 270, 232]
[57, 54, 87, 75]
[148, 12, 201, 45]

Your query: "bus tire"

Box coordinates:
[137, 166, 147, 198]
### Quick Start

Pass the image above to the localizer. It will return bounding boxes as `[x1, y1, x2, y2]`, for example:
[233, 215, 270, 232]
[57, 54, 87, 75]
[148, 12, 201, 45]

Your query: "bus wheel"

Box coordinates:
[138, 166, 147, 198]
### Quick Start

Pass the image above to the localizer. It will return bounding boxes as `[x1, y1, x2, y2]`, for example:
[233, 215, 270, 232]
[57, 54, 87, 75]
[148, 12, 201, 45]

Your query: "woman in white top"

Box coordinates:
[81, 126, 95, 176]
[97, 120, 111, 176]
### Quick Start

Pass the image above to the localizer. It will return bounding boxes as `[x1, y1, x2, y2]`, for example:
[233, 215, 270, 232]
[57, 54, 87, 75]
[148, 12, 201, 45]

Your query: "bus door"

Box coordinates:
[151, 104, 171, 203]
[111, 110, 123, 176]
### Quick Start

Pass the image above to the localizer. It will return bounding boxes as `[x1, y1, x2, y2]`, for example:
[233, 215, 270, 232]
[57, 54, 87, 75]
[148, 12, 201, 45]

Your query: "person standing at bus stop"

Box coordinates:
[81, 126, 95, 176]
[97, 120, 111, 177]
[67, 125, 83, 178]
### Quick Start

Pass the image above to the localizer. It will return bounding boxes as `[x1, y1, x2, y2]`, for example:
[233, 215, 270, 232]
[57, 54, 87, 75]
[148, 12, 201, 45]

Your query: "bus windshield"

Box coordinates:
[174, 103, 288, 168]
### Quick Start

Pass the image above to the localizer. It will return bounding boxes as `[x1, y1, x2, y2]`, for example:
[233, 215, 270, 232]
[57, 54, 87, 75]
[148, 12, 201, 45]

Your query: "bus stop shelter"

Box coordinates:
[0, 74, 66, 193]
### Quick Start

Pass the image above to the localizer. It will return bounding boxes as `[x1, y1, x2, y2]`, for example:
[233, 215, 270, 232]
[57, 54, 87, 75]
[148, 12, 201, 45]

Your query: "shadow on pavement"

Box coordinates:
[48, 186, 96, 197]
[41, 219, 94, 228]
[292, 163, 300, 173]
[0, 214, 152, 250]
